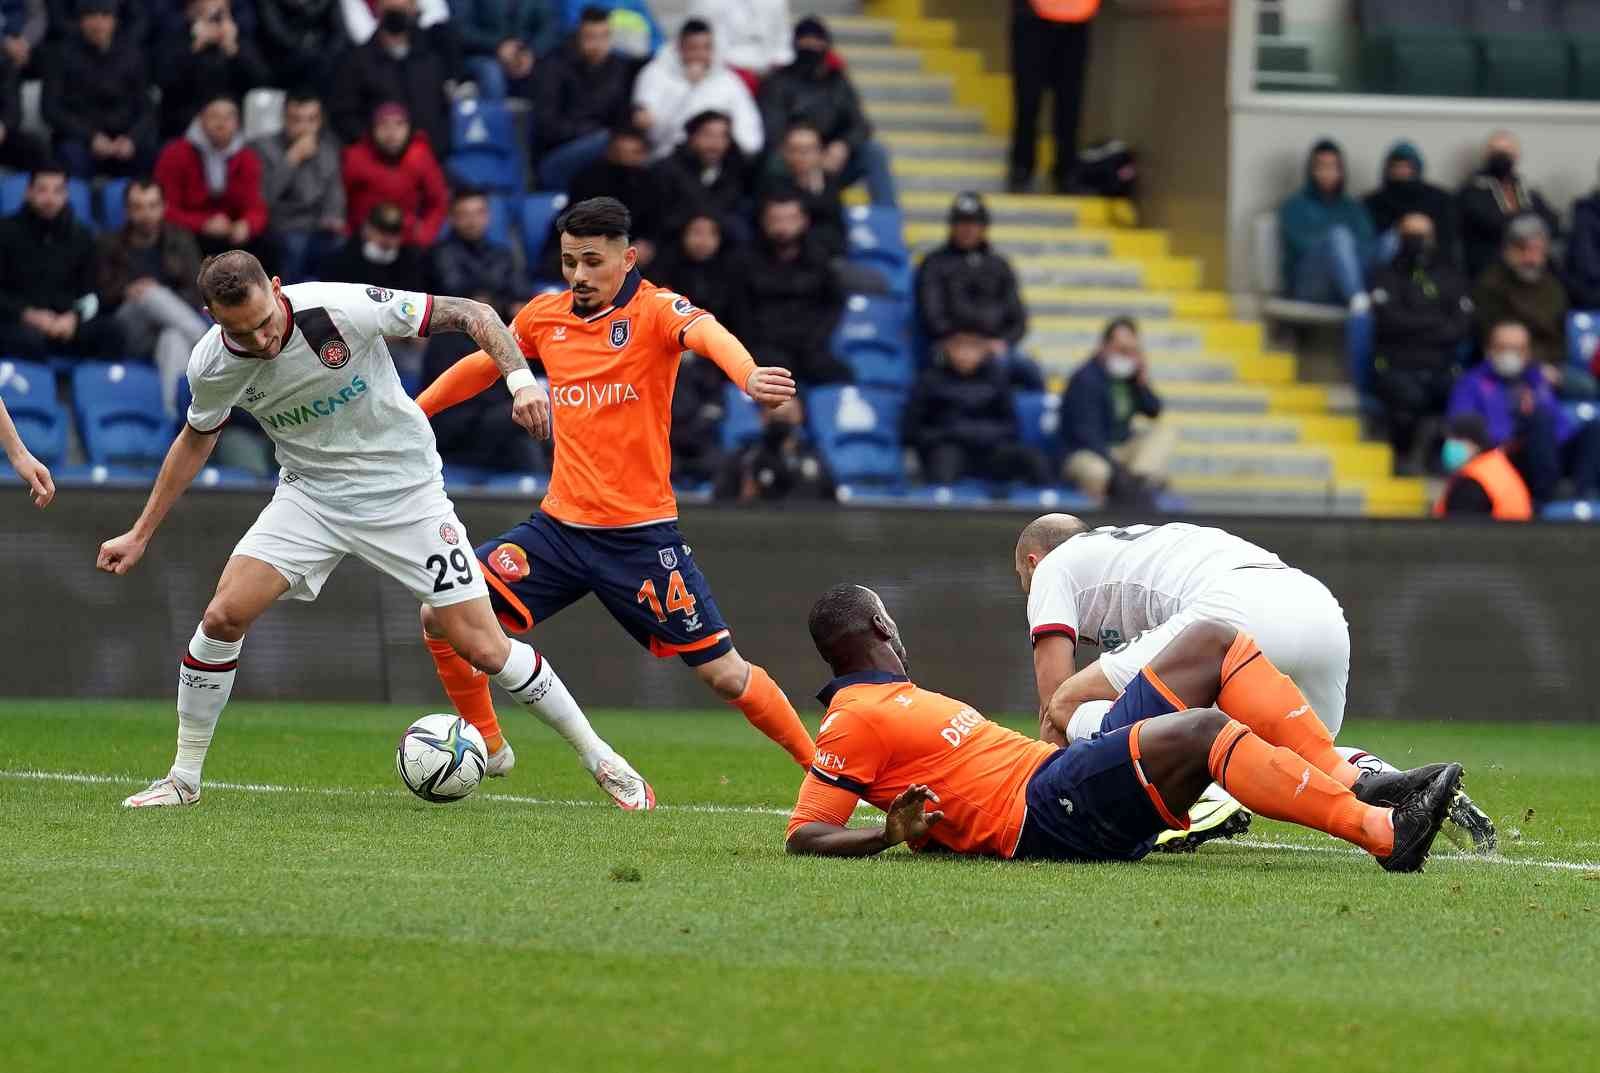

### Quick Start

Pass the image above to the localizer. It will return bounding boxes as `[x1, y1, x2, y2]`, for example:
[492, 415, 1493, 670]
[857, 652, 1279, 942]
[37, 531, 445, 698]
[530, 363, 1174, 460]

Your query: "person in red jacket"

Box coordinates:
[152, 94, 269, 256]
[341, 101, 449, 248]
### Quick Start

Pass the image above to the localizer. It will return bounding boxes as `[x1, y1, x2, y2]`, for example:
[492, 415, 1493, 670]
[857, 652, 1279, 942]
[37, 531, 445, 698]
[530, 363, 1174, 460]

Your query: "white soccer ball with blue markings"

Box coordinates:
[395, 714, 487, 802]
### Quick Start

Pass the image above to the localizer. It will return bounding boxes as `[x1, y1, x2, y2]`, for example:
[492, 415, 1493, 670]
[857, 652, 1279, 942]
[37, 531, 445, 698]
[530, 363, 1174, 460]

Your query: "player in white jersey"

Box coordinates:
[1015, 514, 1495, 852]
[96, 251, 654, 810]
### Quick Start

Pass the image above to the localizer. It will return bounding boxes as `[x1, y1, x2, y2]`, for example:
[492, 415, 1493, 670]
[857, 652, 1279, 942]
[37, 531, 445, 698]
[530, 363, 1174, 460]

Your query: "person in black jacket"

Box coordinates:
[734, 190, 851, 386]
[0, 165, 126, 359]
[42, 0, 154, 178]
[714, 397, 834, 503]
[0, 47, 47, 172]
[757, 119, 845, 257]
[1369, 212, 1473, 471]
[154, 0, 272, 139]
[915, 191, 1028, 362]
[533, 6, 641, 190]
[1457, 130, 1559, 281]
[566, 126, 663, 264]
[1060, 317, 1170, 502]
[256, 0, 343, 93]
[1362, 140, 1460, 270]
[653, 110, 752, 246]
[319, 200, 427, 289]
[757, 16, 896, 206]
[903, 334, 1050, 487]
[329, 0, 454, 155]
[651, 211, 741, 327]
[1565, 165, 1600, 311]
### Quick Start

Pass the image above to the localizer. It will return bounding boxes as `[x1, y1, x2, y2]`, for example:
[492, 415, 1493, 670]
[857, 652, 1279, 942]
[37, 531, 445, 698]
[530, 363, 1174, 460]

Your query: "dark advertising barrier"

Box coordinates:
[3, 490, 1597, 721]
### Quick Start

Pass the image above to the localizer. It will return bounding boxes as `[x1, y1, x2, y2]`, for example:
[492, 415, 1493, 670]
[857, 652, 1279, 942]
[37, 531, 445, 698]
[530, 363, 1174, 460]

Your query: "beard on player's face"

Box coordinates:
[563, 240, 634, 312]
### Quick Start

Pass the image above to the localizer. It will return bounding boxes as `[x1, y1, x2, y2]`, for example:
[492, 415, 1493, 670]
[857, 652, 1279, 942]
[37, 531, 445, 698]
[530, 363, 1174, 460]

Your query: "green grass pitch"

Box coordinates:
[2, 700, 1598, 1073]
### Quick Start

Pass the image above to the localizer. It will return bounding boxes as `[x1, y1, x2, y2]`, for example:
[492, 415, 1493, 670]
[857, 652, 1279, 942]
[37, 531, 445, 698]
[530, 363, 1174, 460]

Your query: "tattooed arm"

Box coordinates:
[426, 295, 550, 439]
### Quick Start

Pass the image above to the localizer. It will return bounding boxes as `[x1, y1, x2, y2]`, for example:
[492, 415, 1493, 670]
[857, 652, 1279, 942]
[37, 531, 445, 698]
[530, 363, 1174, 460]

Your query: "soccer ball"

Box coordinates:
[395, 714, 488, 802]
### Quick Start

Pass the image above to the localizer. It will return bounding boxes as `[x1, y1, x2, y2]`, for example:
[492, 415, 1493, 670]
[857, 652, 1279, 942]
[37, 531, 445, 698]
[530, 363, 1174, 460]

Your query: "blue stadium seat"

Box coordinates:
[54, 463, 159, 486]
[834, 293, 912, 349]
[1014, 391, 1063, 459]
[806, 384, 906, 488]
[446, 98, 521, 192]
[67, 178, 93, 232]
[846, 205, 908, 260]
[519, 192, 569, 268]
[482, 471, 548, 496]
[848, 252, 912, 298]
[71, 361, 170, 464]
[441, 464, 497, 489]
[1566, 311, 1600, 370]
[0, 172, 24, 214]
[193, 465, 273, 489]
[906, 481, 993, 506]
[437, 192, 514, 246]
[721, 382, 763, 453]
[0, 358, 67, 465]
[99, 177, 130, 232]
[838, 337, 914, 391]
[1004, 485, 1095, 511]
[1541, 500, 1599, 522]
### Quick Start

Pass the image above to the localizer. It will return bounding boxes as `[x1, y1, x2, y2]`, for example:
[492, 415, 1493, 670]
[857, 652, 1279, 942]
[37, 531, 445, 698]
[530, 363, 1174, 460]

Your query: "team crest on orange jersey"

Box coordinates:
[488, 542, 529, 582]
[609, 318, 631, 348]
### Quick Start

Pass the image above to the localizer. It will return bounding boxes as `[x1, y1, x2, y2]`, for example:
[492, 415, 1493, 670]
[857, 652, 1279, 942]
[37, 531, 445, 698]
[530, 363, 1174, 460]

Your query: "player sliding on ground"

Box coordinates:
[97, 251, 650, 809]
[2, 394, 55, 508]
[786, 585, 1463, 872]
[414, 197, 816, 783]
[1014, 515, 1496, 852]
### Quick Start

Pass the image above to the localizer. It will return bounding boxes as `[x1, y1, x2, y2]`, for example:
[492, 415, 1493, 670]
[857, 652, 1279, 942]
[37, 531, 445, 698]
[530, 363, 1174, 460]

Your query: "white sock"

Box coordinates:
[491, 639, 611, 771]
[1336, 745, 1397, 776]
[172, 626, 242, 788]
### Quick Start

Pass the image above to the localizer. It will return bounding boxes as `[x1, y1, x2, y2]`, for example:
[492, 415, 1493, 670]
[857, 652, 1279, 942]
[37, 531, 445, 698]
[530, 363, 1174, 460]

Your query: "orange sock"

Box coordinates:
[731, 664, 813, 767]
[1215, 633, 1360, 788]
[424, 634, 505, 754]
[1208, 719, 1393, 856]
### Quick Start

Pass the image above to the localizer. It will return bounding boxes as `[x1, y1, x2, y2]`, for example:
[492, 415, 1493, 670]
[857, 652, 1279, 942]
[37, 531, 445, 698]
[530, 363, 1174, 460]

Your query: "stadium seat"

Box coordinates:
[846, 205, 908, 261]
[519, 192, 569, 268]
[53, 463, 159, 486]
[905, 481, 992, 506]
[193, 465, 273, 489]
[1568, 2, 1600, 99]
[1358, 2, 1478, 96]
[243, 87, 286, 142]
[1004, 485, 1095, 511]
[834, 293, 913, 349]
[1014, 391, 1063, 460]
[446, 98, 522, 192]
[837, 336, 915, 391]
[847, 252, 912, 298]
[98, 177, 130, 232]
[806, 384, 906, 488]
[0, 172, 25, 215]
[1541, 500, 1599, 522]
[437, 192, 514, 246]
[482, 471, 548, 496]
[1472, 0, 1566, 100]
[0, 358, 67, 465]
[441, 464, 497, 489]
[67, 179, 93, 231]
[71, 361, 170, 464]
[1566, 311, 1600, 370]
[721, 382, 763, 453]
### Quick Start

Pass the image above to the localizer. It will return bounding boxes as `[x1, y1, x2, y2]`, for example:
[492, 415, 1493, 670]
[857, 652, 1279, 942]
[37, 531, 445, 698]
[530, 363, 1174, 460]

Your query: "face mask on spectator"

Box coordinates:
[1398, 234, 1431, 262]
[1489, 349, 1527, 379]
[1441, 438, 1474, 474]
[1105, 353, 1139, 380]
[1486, 151, 1515, 180]
[364, 240, 400, 264]
[379, 9, 414, 35]
[793, 47, 826, 72]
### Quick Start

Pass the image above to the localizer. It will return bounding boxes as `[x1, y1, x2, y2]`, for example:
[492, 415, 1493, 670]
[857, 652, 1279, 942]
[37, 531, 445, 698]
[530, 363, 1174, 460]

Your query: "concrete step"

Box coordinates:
[891, 191, 1124, 229]
[907, 223, 1168, 259]
[1156, 382, 1329, 415]
[1033, 352, 1297, 386]
[1167, 414, 1362, 445]
[836, 45, 926, 72]
[1017, 255, 1201, 291]
[1021, 287, 1231, 320]
[1168, 485, 1368, 517]
[865, 101, 987, 134]
[877, 132, 1008, 160]
[1028, 315, 1261, 355]
[828, 15, 898, 47]
[855, 71, 955, 105]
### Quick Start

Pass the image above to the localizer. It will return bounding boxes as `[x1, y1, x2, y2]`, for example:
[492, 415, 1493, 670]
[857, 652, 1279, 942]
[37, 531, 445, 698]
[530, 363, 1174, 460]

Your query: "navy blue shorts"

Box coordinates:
[1099, 668, 1183, 735]
[478, 512, 733, 666]
[1013, 725, 1170, 863]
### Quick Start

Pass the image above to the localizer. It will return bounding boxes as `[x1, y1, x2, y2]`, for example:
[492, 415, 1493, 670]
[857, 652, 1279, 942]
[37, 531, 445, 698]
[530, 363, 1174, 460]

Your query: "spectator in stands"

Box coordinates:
[257, 0, 345, 92]
[668, 353, 725, 489]
[96, 179, 207, 414]
[568, 126, 662, 264]
[715, 397, 834, 502]
[1278, 138, 1375, 310]
[1369, 212, 1473, 472]
[533, 5, 639, 191]
[1433, 413, 1532, 521]
[427, 187, 527, 322]
[1007, 0, 1094, 196]
[154, 0, 270, 140]
[0, 45, 48, 173]
[904, 334, 1051, 488]
[653, 111, 752, 245]
[331, 0, 454, 156]
[1, 0, 46, 75]
[340, 0, 449, 44]
[1448, 319, 1600, 503]
[452, 0, 558, 101]
[689, 0, 790, 86]
[1363, 140, 1460, 270]
[651, 212, 741, 326]
[342, 101, 448, 247]
[1471, 213, 1591, 397]
[253, 90, 346, 284]
[1564, 162, 1600, 310]
[735, 190, 850, 386]
[0, 165, 125, 359]
[914, 192, 1035, 386]
[42, 0, 154, 179]
[1060, 317, 1171, 504]
[153, 95, 269, 257]
[757, 16, 896, 207]
[320, 200, 426, 288]
[633, 18, 762, 162]
[1458, 130, 1558, 281]
[758, 119, 844, 256]
[41, 0, 150, 50]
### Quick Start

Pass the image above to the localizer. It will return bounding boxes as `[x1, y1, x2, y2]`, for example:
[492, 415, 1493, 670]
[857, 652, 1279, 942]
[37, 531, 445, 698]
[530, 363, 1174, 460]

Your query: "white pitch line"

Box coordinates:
[5, 770, 1599, 873]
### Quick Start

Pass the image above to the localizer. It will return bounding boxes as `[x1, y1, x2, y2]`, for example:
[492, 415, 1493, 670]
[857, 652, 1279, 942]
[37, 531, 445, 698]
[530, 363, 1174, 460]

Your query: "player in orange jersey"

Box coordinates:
[415, 197, 815, 803]
[786, 584, 1462, 873]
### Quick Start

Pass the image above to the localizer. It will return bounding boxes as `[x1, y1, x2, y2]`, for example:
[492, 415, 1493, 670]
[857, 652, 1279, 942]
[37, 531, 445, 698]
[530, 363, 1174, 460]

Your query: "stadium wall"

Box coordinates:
[4, 491, 1597, 722]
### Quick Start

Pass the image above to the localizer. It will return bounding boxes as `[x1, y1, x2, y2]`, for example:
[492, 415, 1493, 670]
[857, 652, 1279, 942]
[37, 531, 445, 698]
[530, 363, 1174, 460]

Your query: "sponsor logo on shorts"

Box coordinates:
[488, 542, 529, 583]
[439, 522, 460, 546]
[609, 317, 631, 349]
[366, 286, 393, 303]
[683, 612, 702, 633]
[318, 339, 351, 369]
[657, 547, 678, 570]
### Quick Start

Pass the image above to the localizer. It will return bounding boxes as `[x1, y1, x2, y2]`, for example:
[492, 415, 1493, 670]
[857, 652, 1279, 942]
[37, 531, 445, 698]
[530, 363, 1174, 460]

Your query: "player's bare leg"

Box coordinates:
[420, 610, 514, 775]
[422, 599, 654, 809]
[124, 555, 288, 808]
[694, 648, 815, 768]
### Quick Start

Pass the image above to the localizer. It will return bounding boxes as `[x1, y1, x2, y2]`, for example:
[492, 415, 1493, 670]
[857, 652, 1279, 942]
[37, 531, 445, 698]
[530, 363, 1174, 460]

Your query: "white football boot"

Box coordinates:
[593, 755, 656, 811]
[485, 739, 516, 778]
[122, 774, 200, 808]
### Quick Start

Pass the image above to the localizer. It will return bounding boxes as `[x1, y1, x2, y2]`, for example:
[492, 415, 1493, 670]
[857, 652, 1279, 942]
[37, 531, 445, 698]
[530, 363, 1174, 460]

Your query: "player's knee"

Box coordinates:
[453, 630, 509, 674]
[418, 603, 442, 638]
[200, 601, 251, 642]
[696, 652, 750, 699]
[1179, 707, 1232, 757]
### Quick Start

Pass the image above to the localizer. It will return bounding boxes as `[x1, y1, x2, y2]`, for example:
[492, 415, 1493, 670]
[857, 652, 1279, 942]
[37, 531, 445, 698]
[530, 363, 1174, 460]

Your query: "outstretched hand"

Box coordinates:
[883, 784, 944, 848]
[511, 384, 551, 440]
[10, 451, 54, 508]
[745, 366, 797, 408]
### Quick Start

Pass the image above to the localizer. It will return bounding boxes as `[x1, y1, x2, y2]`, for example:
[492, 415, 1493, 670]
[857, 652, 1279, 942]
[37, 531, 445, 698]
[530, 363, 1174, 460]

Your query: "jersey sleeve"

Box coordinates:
[184, 343, 242, 434]
[337, 283, 435, 340]
[786, 706, 889, 840]
[649, 289, 713, 350]
[1026, 554, 1080, 647]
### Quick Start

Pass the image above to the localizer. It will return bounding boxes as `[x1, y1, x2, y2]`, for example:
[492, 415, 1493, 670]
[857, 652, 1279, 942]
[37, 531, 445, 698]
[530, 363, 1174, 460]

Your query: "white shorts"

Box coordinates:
[232, 484, 489, 608]
[1095, 566, 1352, 736]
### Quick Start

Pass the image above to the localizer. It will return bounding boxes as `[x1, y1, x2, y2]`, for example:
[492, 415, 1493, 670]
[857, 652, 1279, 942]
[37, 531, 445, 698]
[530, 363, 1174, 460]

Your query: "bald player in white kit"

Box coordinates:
[1014, 515, 1495, 853]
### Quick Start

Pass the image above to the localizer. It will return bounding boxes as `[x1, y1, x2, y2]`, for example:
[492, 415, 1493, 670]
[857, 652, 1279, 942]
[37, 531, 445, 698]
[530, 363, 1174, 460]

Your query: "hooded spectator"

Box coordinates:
[330, 0, 454, 155]
[1060, 317, 1171, 503]
[1458, 129, 1559, 281]
[154, 0, 271, 139]
[41, 0, 154, 178]
[154, 95, 269, 256]
[688, 0, 791, 80]
[1471, 214, 1579, 389]
[1432, 413, 1532, 520]
[1277, 137, 1375, 307]
[320, 199, 427, 289]
[757, 119, 844, 256]
[653, 111, 753, 244]
[903, 334, 1051, 488]
[533, 5, 640, 190]
[915, 191, 1029, 365]
[1363, 140, 1460, 268]
[734, 190, 850, 386]
[253, 90, 346, 283]
[341, 101, 449, 246]
[633, 17, 762, 161]
[453, 0, 559, 100]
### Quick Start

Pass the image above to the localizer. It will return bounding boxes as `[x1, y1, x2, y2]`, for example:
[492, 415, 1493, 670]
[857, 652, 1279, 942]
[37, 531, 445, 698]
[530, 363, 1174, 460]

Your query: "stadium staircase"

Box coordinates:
[822, 0, 1428, 517]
